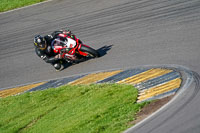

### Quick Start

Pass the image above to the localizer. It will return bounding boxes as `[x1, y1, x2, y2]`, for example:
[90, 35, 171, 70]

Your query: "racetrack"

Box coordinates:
[0, 0, 200, 132]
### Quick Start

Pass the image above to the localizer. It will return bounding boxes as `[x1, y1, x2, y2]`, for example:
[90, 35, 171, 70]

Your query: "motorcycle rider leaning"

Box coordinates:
[34, 30, 76, 71]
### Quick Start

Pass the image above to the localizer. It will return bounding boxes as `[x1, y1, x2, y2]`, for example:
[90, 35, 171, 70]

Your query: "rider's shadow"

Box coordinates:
[97, 45, 113, 57]
[62, 45, 113, 70]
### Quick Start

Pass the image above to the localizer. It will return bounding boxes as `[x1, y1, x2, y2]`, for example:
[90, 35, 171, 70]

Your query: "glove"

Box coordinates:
[41, 55, 47, 60]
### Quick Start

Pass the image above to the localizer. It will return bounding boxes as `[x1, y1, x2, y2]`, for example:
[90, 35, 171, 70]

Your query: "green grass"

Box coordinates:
[0, 84, 149, 133]
[0, 0, 46, 12]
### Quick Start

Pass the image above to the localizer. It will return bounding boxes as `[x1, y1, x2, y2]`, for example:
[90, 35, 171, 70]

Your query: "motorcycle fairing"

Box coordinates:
[52, 33, 93, 58]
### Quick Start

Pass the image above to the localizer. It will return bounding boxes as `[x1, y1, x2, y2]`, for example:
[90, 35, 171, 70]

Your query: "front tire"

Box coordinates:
[53, 63, 62, 71]
[80, 45, 99, 58]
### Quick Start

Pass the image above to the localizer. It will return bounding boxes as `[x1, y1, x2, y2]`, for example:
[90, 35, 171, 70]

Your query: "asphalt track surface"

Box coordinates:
[0, 0, 200, 132]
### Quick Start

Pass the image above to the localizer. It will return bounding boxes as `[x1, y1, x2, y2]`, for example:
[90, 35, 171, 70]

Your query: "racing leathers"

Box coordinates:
[35, 30, 76, 70]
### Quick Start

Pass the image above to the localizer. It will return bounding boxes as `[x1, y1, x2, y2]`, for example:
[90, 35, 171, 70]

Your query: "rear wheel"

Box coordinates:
[80, 45, 99, 58]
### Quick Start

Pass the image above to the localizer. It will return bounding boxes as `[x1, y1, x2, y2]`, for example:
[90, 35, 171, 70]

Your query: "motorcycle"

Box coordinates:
[51, 33, 99, 64]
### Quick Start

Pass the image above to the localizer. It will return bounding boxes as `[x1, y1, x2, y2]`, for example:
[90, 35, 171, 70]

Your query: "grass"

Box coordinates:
[0, 0, 46, 12]
[0, 84, 149, 133]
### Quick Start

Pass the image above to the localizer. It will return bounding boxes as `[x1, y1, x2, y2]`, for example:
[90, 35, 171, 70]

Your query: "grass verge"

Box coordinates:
[0, 84, 149, 133]
[0, 0, 46, 12]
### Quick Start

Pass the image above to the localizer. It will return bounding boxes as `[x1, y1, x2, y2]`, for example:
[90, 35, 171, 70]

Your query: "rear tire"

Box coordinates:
[80, 45, 99, 58]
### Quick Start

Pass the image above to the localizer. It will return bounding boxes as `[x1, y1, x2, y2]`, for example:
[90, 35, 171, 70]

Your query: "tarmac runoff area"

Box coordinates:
[0, 65, 190, 103]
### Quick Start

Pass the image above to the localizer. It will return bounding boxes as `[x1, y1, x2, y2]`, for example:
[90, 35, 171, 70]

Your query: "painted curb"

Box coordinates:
[0, 65, 188, 103]
[124, 65, 196, 133]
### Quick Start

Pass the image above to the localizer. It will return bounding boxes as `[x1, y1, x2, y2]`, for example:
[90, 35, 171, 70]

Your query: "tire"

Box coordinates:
[80, 45, 99, 58]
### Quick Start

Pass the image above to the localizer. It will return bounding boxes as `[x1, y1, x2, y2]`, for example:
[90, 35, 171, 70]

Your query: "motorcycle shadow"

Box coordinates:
[97, 45, 113, 57]
[61, 45, 113, 70]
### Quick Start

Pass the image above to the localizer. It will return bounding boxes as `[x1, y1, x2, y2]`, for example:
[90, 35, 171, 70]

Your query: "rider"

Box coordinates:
[34, 29, 76, 71]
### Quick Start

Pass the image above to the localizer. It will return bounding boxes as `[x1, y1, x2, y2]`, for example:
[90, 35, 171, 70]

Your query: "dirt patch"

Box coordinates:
[130, 95, 174, 125]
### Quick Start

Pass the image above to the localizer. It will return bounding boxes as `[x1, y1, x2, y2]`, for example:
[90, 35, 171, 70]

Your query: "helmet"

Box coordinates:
[34, 35, 47, 50]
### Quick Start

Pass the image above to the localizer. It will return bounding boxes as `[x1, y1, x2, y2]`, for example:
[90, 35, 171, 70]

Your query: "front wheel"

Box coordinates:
[79, 45, 99, 58]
